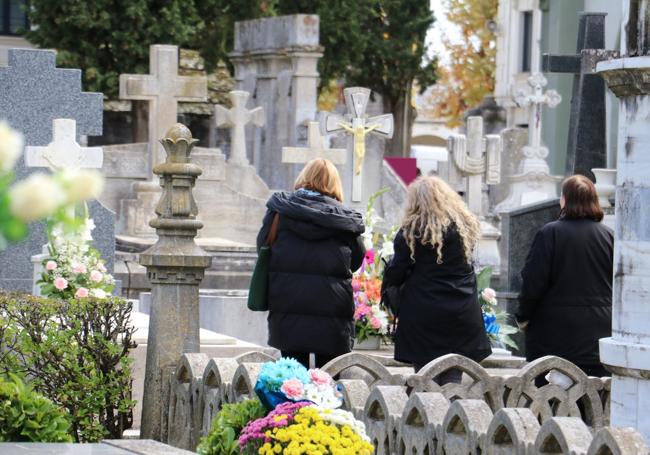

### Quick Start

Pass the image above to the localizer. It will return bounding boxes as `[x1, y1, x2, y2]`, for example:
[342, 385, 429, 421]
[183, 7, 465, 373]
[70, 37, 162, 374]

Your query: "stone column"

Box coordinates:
[595, 0, 650, 441]
[139, 123, 212, 441]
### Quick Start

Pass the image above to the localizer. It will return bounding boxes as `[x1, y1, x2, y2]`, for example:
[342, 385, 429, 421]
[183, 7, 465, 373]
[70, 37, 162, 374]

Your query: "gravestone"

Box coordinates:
[320, 87, 394, 203]
[542, 12, 617, 181]
[0, 49, 111, 292]
[282, 121, 347, 166]
[496, 74, 562, 212]
[229, 15, 322, 190]
[215, 91, 265, 165]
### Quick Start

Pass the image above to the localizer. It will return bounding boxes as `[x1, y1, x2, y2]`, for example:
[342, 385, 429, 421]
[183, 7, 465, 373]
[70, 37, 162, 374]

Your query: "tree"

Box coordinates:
[430, 0, 498, 127]
[276, 0, 437, 156]
[25, 0, 203, 98]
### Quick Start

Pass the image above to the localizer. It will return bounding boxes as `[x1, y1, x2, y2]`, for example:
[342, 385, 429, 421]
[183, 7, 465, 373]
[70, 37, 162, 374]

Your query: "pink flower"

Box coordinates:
[352, 279, 360, 293]
[364, 249, 375, 265]
[45, 261, 57, 271]
[371, 317, 382, 329]
[355, 292, 369, 306]
[90, 270, 103, 282]
[75, 287, 89, 298]
[280, 379, 304, 400]
[97, 263, 107, 273]
[72, 263, 87, 274]
[309, 369, 332, 386]
[54, 277, 68, 290]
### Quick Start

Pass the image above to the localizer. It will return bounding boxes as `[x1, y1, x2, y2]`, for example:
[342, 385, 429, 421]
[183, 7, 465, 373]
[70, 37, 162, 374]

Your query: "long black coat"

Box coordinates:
[517, 219, 613, 367]
[382, 228, 492, 366]
[256, 191, 365, 356]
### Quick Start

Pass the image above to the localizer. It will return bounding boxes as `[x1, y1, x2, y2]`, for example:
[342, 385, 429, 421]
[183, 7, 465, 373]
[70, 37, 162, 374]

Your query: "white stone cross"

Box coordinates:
[119, 45, 207, 173]
[320, 87, 393, 202]
[25, 119, 103, 171]
[215, 90, 265, 166]
[447, 116, 501, 216]
[282, 122, 347, 166]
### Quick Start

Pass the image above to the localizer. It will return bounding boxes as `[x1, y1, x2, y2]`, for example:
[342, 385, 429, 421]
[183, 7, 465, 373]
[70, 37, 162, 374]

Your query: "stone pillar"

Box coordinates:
[596, 0, 650, 441]
[229, 15, 323, 190]
[139, 123, 212, 440]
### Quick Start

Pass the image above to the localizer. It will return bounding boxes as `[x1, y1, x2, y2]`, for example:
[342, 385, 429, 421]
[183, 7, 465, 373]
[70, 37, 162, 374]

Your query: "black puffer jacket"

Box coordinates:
[256, 191, 365, 355]
[517, 219, 613, 368]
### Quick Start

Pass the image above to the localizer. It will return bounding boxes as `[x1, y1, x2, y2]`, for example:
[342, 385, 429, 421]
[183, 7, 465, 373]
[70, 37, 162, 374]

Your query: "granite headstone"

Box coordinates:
[542, 13, 617, 181]
[0, 49, 112, 292]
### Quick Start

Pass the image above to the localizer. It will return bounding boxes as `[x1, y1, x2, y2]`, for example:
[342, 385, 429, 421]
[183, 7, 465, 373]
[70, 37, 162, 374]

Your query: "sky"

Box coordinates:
[427, 0, 461, 64]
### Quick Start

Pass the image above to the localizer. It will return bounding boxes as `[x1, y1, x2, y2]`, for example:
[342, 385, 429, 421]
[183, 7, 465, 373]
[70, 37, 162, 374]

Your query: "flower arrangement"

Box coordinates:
[352, 188, 396, 343]
[0, 120, 105, 251]
[200, 357, 374, 454]
[254, 358, 343, 411]
[477, 267, 518, 350]
[38, 217, 115, 300]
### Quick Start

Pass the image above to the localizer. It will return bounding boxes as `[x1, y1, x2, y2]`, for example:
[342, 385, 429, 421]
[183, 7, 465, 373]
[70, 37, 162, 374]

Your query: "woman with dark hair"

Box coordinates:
[256, 158, 365, 369]
[517, 174, 614, 377]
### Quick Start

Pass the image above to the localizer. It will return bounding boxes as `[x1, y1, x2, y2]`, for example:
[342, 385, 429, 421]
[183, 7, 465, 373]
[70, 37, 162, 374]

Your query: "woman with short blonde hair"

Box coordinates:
[382, 176, 491, 383]
[256, 158, 365, 369]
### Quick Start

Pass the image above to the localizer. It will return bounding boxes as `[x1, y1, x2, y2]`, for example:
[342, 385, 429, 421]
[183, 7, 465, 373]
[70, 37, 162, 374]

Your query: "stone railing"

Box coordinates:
[160, 351, 646, 454]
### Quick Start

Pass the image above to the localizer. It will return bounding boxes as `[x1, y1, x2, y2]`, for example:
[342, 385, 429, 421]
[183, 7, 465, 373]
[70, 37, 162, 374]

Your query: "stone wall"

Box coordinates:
[157, 351, 649, 454]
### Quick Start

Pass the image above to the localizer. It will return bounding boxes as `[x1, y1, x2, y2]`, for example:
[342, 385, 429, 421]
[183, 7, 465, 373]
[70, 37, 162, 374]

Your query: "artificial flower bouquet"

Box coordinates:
[352, 188, 397, 343]
[198, 358, 374, 455]
[38, 217, 115, 300]
[477, 267, 518, 350]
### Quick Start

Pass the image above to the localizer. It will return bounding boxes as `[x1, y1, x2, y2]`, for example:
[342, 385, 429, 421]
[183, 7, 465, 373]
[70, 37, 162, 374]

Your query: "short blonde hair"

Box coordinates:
[294, 158, 344, 202]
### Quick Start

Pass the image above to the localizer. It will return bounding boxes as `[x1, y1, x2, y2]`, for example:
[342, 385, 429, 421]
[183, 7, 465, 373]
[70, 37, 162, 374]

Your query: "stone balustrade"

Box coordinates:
[162, 350, 647, 454]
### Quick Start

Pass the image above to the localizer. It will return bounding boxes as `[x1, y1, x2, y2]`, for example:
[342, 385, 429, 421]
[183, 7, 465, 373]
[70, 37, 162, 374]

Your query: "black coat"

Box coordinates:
[256, 191, 366, 356]
[517, 219, 613, 367]
[382, 229, 492, 366]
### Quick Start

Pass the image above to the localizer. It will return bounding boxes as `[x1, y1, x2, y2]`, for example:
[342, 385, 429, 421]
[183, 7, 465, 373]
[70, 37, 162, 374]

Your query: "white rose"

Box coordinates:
[60, 169, 105, 203]
[9, 173, 66, 222]
[90, 288, 107, 299]
[0, 121, 23, 173]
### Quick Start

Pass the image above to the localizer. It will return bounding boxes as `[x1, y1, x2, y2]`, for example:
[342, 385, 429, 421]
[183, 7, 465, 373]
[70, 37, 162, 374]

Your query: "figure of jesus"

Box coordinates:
[337, 122, 380, 175]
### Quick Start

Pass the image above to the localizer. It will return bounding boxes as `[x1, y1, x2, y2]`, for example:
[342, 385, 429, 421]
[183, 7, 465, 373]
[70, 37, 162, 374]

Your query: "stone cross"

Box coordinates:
[215, 90, 265, 166]
[139, 123, 211, 441]
[514, 73, 562, 175]
[542, 12, 617, 181]
[282, 122, 347, 166]
[320, 87, 393, 202]
[447, 116, 501, 216]
[120, 45, 207, 175]
[25, 119, 103, 171]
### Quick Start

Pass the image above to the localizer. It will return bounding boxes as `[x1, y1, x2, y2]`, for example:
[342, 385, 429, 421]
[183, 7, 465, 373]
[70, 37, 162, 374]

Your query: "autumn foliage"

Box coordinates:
[430, 0, 498, 126]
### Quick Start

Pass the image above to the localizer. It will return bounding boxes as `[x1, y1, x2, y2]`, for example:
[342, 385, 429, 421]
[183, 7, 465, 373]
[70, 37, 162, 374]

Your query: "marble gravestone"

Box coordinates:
[282, 121, 347, 166]
[542, 12, 616, 181]
[0, 49, 113, 292]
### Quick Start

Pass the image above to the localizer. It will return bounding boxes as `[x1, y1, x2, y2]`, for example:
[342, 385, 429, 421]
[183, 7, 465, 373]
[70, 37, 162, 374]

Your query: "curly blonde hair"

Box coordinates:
[401, 176, 481, 264]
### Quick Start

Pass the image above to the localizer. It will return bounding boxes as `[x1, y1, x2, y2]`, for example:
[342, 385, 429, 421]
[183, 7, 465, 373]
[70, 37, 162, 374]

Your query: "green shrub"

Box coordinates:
[0, 374, 72, 442]
[197, 398, 267, 455]
[0, 291, 136, 442]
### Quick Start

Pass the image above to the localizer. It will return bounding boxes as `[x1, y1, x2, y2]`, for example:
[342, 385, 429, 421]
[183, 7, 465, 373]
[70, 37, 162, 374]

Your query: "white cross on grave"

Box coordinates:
[282, 122, 347, 166]
[320, 87, 393, 202]
[120, 44, 207, 174]
[447, 116, 501, 216]
[215, 90, 265, 166]
[25, 118, 103, 172]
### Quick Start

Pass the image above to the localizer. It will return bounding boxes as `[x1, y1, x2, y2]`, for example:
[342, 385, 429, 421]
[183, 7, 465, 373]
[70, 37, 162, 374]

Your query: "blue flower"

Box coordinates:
[483, 312, 500, 335]
[256, 358, 310, 393]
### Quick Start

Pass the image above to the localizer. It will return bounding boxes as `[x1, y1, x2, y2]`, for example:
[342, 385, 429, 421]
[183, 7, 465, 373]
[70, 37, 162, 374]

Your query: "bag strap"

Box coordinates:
[267, 213, 280, 246]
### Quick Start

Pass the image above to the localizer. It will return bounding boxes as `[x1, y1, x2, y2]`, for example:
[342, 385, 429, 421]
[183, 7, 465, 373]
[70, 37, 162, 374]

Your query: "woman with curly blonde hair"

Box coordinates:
[382, 176, 491, 383]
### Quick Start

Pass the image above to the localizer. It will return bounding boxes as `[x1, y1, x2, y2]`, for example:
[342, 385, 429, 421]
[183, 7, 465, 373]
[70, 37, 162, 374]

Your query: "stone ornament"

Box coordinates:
[447, 116, 501, 216]
[214, 90, 265, 166]
[120, 45, 208, 175]
[320, 87, 394, 202]
[442, 400, 493, 455]
[139, 123, 211, 441]
[534, 417, 593, 454]
[397, 392, 450, 455]
[363, 385, 409, 455]
[321, 352, 395, 387]
[282, 121, 347, 166]
[485, 408, 540, 454]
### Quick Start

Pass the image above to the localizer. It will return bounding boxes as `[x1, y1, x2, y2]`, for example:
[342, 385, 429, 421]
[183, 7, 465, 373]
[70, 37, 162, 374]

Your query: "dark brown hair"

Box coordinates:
[560, 174, 604, 222]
